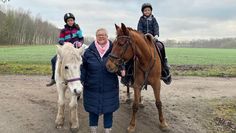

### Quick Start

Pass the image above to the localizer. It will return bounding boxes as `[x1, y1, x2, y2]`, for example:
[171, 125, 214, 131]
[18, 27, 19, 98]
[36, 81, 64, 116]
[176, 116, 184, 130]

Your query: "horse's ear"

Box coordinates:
[121, 23, 129, 35]
[115, 24, 120, 31]
[56, 45, 63, 58]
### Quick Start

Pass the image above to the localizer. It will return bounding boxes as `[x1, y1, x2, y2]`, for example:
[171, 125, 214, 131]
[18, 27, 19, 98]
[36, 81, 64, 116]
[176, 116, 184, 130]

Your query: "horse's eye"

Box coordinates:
[65, 66, 69, 69]
[118, 43, 124, 46]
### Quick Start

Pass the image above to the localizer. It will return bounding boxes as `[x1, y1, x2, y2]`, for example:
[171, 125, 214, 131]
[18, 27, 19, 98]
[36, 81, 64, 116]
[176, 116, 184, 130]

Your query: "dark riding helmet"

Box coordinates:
[64, 13, 75, 23]
[141, 3, 153, 12]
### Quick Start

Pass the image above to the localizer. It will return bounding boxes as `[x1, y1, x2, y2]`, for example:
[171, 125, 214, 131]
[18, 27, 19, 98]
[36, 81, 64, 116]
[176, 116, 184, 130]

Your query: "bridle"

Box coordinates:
[62, 77, 81, 85]
[108, 35, 133, 68]
[108, 33, 157, 90]
[59, 58, 81, 85]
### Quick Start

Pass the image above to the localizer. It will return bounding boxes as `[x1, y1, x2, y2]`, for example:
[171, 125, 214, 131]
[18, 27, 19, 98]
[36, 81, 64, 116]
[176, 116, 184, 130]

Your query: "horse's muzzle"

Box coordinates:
[106, 60, 118, 73]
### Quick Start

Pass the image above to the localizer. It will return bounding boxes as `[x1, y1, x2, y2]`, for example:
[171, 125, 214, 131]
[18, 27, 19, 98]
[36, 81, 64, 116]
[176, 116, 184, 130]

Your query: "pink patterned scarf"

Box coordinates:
[95, 40, 110, 58]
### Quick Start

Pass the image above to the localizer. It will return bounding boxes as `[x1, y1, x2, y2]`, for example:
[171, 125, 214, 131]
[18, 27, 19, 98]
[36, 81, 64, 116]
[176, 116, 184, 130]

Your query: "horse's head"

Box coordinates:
[106, 23, 134, 73]
[56, 43, 85, 95]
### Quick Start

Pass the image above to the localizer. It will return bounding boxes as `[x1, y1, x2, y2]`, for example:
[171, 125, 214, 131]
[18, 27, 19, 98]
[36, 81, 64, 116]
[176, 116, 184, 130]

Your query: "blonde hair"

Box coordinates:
[96, 28, 108, 37]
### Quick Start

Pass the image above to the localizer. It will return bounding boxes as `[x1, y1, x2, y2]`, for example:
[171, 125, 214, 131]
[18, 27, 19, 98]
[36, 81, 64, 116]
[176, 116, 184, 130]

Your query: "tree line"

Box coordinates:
[165, 38, 236, 48]
[0, 5, 235, 48]
[0, 6, 59, 45]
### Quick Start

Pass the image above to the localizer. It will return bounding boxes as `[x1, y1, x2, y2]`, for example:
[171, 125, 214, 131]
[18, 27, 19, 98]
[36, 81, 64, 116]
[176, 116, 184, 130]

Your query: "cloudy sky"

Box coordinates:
[2, 0, 236, 40]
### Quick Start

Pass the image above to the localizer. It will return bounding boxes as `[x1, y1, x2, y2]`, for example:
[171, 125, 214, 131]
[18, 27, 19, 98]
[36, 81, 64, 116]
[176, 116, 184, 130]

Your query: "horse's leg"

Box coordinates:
[126, 85, 132, 103]
[69, 94, 79, 133]
[127, 87, 141, 133]
[139, 94, 145, 108]
[152, 80, 168, 130]
[55, 84, 66, 128]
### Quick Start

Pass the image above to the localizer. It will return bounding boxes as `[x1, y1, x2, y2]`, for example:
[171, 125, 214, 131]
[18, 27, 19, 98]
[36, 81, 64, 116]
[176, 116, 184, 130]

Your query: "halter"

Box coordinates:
[108, 34, 157, 90]
[108, 35, 133, 68]
[62, 77, 81, 85]
[59, 58, 81, 85]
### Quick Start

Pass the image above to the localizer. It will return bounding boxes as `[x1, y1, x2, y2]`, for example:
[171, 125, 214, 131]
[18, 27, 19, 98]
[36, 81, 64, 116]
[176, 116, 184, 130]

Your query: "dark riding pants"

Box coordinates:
[50, 55, 57, 80]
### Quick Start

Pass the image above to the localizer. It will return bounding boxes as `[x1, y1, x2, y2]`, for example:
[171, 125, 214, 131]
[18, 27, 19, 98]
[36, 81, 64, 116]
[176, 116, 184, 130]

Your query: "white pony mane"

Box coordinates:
[56, 42, 85, 78]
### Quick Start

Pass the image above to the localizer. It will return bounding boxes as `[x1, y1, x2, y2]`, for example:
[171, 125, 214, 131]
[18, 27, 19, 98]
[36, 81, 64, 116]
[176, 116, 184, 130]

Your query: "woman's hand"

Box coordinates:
[121, 70, 126, 77]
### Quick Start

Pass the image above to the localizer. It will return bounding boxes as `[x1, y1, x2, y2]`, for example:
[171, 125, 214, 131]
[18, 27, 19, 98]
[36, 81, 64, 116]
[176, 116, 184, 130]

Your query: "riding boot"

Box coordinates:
[46, 55, 57, 87]
[90, 126, 98, 133]
[104, 128, 112, 133]
[161, 57, 172, 85]
[46, 79, 56, 87]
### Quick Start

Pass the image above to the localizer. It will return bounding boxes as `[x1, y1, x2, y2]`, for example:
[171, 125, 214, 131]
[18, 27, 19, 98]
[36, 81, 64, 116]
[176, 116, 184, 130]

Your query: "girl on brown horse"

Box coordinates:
[121, 3, 172, 85]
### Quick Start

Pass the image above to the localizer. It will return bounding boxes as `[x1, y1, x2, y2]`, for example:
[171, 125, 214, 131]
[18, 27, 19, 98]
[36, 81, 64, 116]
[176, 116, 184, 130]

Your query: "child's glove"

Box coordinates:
[154, 35, 159, 40]
[73, 41, 82, 48]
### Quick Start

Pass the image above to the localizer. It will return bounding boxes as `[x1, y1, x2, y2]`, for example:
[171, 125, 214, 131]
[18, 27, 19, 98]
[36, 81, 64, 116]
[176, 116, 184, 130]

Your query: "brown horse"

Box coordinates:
[106, 23, 168, 132]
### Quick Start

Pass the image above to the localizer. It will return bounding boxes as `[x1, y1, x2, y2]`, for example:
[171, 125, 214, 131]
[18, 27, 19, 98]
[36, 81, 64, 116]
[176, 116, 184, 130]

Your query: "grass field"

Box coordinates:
[167, 48, 236, 65]
[0, 45, 236, 76]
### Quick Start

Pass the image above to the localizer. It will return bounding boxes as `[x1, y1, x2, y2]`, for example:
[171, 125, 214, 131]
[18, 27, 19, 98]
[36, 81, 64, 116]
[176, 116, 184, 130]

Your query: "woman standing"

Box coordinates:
[80, 28, 119, 133]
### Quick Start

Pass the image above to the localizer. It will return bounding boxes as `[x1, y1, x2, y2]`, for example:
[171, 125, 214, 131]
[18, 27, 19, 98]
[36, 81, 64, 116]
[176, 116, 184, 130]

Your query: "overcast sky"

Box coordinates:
[3, 0, 236, 40]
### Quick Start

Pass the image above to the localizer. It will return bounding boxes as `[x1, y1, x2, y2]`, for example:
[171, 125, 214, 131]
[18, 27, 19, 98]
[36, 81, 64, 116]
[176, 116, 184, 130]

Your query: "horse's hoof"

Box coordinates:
[127, 126, 135, 133]
[125, 98, 132, 104]
[70, 127, 79, 133]
[159, 122, 169, 132]
[139, 103, 145, 108]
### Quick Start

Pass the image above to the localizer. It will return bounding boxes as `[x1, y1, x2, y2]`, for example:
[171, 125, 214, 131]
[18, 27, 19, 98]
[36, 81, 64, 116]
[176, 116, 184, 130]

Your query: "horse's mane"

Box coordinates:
[127, 27, 154, 45]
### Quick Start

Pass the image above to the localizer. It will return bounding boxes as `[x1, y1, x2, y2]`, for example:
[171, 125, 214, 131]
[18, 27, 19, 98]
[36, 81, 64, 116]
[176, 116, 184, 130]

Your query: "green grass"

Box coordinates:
[0, 45, 236, 76]
[166, 48, 236, 65]
[0, 45, 55, 65]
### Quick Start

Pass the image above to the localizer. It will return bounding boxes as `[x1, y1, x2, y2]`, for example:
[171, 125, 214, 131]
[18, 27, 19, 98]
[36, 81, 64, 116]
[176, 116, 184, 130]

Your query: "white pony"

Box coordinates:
[54, 43, 86, 132]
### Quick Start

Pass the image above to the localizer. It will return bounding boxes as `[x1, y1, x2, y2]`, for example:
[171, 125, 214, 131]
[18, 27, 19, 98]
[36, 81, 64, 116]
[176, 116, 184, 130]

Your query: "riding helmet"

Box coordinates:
[141, 3, 153, 12]
[64, 13, 75, 23]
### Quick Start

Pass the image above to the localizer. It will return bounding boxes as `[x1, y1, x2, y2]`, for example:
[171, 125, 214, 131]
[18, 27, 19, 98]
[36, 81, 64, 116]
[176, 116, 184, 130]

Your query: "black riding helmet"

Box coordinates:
[141, 3, 153, 12]
[64, 13, 75, 23]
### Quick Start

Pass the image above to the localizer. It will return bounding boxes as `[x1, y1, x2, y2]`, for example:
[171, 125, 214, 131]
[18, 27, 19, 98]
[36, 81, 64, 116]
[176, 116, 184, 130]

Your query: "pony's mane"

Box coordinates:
[62, 43, 77, 55]
[58, 44, 79, 77]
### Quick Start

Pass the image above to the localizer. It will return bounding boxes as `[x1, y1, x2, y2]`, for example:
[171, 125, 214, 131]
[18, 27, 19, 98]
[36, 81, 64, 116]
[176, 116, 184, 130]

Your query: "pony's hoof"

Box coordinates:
[159, 122, 169, 132]
[70, 127, 79, 133]
[55, 124, 63, 129]
[127, 126, 135, 133]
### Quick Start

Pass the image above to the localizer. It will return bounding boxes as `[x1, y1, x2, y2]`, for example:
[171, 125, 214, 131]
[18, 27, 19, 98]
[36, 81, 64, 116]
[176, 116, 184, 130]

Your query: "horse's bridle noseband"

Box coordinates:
[62, 77, 81, 85]
[108, 35, 133, 68]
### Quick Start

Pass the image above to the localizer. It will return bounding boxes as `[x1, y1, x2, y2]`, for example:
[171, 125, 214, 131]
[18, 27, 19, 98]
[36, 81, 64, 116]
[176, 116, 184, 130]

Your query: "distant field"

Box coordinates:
[0, 45, 236, 76]
[166, 48, 236, 65]
[0, 45, 55, 65]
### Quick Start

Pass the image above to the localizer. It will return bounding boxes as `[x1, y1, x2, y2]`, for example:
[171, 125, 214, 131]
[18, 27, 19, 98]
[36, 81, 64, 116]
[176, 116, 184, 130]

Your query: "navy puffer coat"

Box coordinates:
[137, 15, 159, 37]
[80, 41, 119, 115]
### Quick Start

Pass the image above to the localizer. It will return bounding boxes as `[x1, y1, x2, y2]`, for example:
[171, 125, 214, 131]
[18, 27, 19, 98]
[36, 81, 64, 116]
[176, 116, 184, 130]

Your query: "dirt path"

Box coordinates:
[0, 75, 235, 133]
